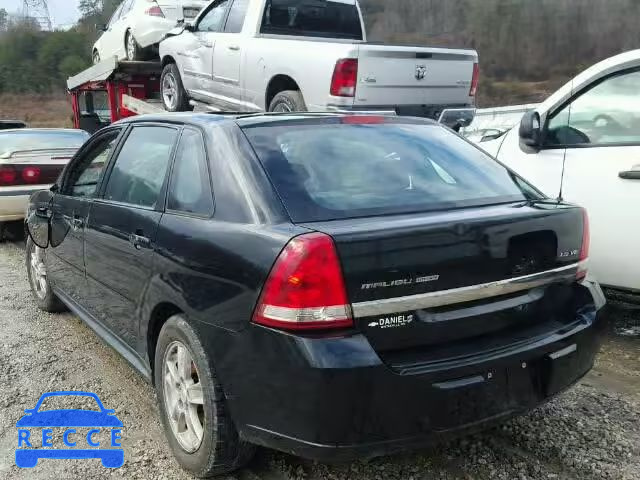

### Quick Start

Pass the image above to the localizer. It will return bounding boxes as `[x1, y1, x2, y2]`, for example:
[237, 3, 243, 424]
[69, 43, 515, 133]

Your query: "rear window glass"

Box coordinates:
[242, 121, 537, 222]
[261, 0, 363, 40]
[0, 130, 88, 158]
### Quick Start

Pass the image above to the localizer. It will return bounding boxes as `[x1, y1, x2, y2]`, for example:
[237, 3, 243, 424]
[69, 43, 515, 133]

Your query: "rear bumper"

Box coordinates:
[208, 281, 607, 461]
[325, 103, 475, 121]
[0, 186, 49, 222]
[133, 18, 178, 48]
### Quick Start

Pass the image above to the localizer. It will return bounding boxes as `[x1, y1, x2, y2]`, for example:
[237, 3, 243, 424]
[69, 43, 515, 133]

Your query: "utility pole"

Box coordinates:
[22, 0, 53, 31]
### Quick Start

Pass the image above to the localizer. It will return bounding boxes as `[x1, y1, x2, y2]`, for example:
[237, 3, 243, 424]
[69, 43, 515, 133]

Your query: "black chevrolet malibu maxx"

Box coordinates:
[25, 113, 606, 477]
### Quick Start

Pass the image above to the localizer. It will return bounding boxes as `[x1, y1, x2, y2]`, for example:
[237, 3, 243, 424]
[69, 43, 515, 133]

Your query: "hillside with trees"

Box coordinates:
[1, 0, 640, 107]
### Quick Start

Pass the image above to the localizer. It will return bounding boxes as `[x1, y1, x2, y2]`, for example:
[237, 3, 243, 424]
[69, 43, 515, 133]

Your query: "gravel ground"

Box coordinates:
[0, 237, 638, 480]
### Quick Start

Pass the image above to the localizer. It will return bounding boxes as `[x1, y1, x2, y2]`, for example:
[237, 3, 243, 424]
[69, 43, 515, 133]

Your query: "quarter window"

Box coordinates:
[198, 0, 230, 32]
[167, 129, 213, 216]
[103, 126, 178, 208]
[66, 131, 119, 198]
[224, 0, 249, 33]
[546, 69, 640, 147]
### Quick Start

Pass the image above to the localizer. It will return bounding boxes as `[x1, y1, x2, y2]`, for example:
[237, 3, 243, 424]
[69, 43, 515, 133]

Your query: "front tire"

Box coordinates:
[26, 238, 65, 313]
[154, 315, 255, 477]
[161, 63, 191, 112]
[268, 90, 307, 113]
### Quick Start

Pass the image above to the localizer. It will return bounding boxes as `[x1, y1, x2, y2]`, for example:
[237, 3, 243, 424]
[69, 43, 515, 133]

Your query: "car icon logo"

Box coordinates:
[415, 65, 427, 81]
[15, 391, 124, 468]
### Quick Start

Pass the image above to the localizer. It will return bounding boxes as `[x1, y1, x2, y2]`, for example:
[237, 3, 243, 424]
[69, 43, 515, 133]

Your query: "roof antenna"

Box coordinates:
[557, 79, 575, 204]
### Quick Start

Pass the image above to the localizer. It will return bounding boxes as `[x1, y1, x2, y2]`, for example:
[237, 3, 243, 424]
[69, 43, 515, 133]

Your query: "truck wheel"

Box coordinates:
[269, 90, 307, 113]
[161, 63, 191, 112]
[155, 315, 255, 477]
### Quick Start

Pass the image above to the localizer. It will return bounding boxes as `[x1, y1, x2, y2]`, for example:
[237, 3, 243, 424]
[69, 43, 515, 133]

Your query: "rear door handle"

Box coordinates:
[228, 45, 240, 51]
[619, 170, 640, 180]
[129, 232, 151, 250]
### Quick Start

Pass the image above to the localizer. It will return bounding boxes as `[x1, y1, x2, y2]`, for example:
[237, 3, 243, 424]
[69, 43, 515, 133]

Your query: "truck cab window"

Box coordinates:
[198, 0, 231, 32]
[261, 0, 363, 40]
[546, 69, 640, 147]
[224, 0, 249, 33]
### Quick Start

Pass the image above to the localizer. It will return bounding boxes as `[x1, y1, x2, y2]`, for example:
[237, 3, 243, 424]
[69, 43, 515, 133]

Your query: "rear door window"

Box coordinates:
[261, 0, 363, 40]
[167, 128, 214, 216]
[103, 126, 178, 208]
[242, 120, 535, 222]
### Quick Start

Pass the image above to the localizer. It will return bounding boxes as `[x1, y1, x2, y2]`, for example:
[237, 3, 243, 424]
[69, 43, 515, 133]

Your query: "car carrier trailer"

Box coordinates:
[67, 57, 165, 133]
[67, 57, 475, 133]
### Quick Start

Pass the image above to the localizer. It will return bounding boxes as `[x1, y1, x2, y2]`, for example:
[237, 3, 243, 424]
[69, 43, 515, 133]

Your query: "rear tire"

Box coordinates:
[125, 30, 144, 61]
[268, 90, 307, 113]
[26, 237, 66, 313]
[161, 63, 191, 112]
[155, 315, 255, 477]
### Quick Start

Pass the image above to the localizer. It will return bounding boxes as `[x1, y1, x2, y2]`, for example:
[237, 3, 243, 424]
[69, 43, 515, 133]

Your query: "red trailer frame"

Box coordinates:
[67, 58, 163, 132]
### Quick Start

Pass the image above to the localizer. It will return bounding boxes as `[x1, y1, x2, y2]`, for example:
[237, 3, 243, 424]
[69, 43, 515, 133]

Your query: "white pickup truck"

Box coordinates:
[158, 0, 478, 122]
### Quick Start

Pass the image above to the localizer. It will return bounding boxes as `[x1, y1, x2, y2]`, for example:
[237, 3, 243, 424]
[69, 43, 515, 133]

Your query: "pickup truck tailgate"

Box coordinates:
[355, 44, 477, 107]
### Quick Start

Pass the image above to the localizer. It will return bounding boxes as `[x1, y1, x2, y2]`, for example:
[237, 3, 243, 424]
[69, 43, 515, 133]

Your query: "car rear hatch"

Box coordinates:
[301, 203, 586, 356]
[241, 118, 588, 366]
[355, 44, 477, 108]
[155, 0, 208, 21]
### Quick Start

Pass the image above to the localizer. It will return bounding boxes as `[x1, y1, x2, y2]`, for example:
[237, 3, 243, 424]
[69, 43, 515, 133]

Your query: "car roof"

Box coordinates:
[114, 112, 438, 129]
[0, 128, 87, 134]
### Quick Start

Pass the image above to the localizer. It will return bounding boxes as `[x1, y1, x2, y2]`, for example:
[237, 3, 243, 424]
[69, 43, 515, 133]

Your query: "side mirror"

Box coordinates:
[519, 111, 542, 149]
[25, 190, 53, 249]
[184, 22, 195, 32]
[96, 23, 107, 32]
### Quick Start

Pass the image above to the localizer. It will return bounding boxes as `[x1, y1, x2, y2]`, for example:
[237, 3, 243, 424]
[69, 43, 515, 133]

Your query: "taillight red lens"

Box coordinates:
[0, 166, 17, 186]
[470, 63, 479, 97]
[577, 208, 590, 281]
[342, 115, 386, 125]
[145, 5, 164, 17]
[330, 58, 358, 97]
[252, 233, 354, 331]
[22, 166, 41, 184]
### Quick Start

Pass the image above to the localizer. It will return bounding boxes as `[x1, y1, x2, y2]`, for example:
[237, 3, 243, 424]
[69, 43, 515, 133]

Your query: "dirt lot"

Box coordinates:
[0, 95, 72, 128]
[0, 236, 638, 480]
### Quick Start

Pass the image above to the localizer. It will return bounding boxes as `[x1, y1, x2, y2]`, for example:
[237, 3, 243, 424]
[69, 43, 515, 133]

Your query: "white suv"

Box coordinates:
[92, 0, 208, 63]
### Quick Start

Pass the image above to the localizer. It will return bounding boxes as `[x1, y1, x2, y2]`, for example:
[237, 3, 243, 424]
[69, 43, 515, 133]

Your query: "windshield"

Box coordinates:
[0, 130, 88, 158]
[261, 0, 363, 40]
[243, 120, 539, 222]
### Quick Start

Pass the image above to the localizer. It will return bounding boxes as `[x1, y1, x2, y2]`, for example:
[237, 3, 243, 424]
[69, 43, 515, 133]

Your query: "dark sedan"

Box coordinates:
[25, 113, 606, 477]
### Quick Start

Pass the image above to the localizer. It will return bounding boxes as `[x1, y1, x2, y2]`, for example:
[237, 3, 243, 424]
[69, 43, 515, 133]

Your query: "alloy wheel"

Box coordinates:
[126, 32, 136, 60]
[29, 245, 48, 300]
[162, 341, 205, 453]
[273, 102, 293, 113]
[162, 73, 178, 110]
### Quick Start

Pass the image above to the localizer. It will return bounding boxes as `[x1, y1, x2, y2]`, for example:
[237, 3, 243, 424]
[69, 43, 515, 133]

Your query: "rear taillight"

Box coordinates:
[341, 115, 386, 125]
[0, 166, 17, 186]
[145, 5, 165, 17]
[469, 62, 479, 97]
[22, 166, 41, 184]
[0, 164, 61, 186]
[252, 233, 354, 331]
[577, 208, 590, 281]
[330, 58, 358, 97]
